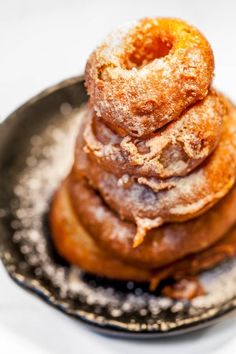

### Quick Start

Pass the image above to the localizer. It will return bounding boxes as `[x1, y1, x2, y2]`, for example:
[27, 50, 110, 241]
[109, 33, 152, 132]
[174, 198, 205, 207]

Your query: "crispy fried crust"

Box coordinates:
[85, 18, 214, 137]
[73, 98, 236, 245]
[50, 180, 236, 296]
[68, 175, 236, 268]
[50, 18, 236, 299]
[83, 90, 223, 179]
[50, 180, 151, 281]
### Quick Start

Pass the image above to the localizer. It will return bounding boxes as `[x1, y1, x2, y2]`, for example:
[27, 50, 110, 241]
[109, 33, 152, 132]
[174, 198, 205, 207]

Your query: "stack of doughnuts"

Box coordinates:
[50, 18, 236, 299]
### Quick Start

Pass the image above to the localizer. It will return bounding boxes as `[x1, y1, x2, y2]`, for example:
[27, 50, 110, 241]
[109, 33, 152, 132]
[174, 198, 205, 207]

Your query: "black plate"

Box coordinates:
[1, 76, 236, 338]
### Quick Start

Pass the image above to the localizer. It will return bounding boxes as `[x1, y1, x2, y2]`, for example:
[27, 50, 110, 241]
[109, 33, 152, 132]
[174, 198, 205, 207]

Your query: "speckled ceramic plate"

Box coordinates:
[1, 77, 236, 338]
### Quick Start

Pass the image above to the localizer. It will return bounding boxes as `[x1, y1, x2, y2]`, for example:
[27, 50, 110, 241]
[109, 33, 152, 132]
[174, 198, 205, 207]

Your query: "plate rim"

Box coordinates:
[1, 76, 236, 338]
[3, 264, 236, 338]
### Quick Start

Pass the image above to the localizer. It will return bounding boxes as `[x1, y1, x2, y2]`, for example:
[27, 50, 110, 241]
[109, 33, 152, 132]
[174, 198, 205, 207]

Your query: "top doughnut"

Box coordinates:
[85, 18, 214, 137]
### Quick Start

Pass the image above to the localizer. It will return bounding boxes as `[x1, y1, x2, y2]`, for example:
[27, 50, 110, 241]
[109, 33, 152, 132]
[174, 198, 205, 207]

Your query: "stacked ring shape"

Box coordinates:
[50, 18, 236, 298]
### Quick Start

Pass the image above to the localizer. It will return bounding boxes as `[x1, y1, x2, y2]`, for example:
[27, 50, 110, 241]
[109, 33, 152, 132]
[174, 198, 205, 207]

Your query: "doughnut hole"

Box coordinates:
[123, 25, 173, 69]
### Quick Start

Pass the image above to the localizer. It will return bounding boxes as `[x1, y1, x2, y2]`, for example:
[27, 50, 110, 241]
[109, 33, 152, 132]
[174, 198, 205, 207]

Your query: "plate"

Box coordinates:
[1, 76, 236, 338]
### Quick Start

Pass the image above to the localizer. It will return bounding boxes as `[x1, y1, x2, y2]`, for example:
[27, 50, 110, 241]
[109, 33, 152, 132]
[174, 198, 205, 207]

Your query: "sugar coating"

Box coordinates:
[84, 90, 223, 179]
[8, 104, 236, 332]
[85, 18, 214, 137]
[81, 18, 236, 245]
[75, 98, 236, 245]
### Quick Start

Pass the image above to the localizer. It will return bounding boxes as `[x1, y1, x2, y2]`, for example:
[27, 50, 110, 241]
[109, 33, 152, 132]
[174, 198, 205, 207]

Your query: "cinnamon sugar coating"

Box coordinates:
[86, 18, 214, 137]
[50, 18, 236, 298]
[68, 173, 236, 269]
[50, 179, 236, 294]
[73, 98, 236, 245]
[83, 90, 224, 179]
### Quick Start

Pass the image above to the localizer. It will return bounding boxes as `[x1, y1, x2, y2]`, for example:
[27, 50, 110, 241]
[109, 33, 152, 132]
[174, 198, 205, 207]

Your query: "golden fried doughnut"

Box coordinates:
[73, 97, 236, 245]
[83, 90, 223, 179]
[50, 179, 236, 297]
[50, 18, 236, 299]
[68, 176, 236, 269]
[50, 180, 151, 281]
[85, 18, 214, 137]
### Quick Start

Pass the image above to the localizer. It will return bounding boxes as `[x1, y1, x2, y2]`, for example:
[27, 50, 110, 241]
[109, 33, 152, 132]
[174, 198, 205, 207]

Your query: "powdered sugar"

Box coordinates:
[4, 101, 236, 332]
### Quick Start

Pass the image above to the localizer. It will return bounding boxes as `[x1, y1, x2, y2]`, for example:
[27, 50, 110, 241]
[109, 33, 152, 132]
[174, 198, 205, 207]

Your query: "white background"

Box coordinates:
[1, 1, 236, 353]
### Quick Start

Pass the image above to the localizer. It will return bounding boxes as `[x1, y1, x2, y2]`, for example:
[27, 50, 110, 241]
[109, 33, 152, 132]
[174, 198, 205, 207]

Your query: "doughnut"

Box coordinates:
[85, 18, 214, 137]
[83, 90, 223, 179]
[68, 176, 236, 269]
[50, 180, 151, 282]
[50, 17, 236, 299]
[50, 179, 236, 298]
[73, 97, 236, 246]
